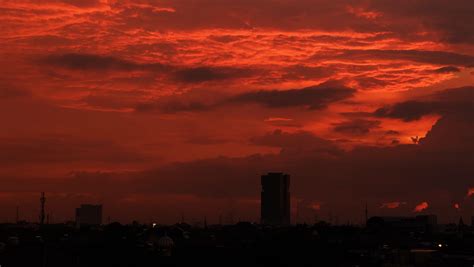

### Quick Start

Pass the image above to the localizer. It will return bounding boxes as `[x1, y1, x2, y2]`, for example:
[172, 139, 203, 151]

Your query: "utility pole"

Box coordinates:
[365, 202, 368, 226]
[40, 192, 46, 226]
[295, 199, 299, 225]
[229, 211, 234, 225]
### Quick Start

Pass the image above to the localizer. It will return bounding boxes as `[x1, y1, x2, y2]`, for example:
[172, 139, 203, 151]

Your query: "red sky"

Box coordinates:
[0, 0, 473, 224]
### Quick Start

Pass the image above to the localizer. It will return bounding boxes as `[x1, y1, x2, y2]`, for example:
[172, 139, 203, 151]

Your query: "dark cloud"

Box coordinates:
[185, 136, 230, 145]
[385, 130, 400, 136]
[281, 65, 334, 81]
[81, 90, 148, 110]
[41, 53, 256, 83]
[332, 119, 381, 135]
[313, 49, 474, 67]
[135, 99, 214, 113]
[58, 0, 103, 7]
[374, 101, 440, 122]
[134, 88, 227, 113]
[264, 118, 303, 128]
[40, 53, 168, 72]
[374, 86, 474, 121]
[419, 115, 474, 151]
[135, 84, 356, 113]
[353, 76, 391, 89]
[0, 84, 30, 99]
[250, 129, 342, 155]
[19, 35, 74, 47]
[229, 84, 356, 109]
[367, 0, 474, 44]
[433, 66, 461, 73]
[0, 135, 145, 165]
[173, 66, 256, 83]
[434, 86, 474, 102]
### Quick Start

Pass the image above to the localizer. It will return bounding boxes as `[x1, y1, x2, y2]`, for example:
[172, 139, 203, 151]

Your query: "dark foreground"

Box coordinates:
[1, 220, 474, 267]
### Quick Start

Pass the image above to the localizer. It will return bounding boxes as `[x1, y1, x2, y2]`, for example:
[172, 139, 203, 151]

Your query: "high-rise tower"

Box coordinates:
[261, 173, 290, 225]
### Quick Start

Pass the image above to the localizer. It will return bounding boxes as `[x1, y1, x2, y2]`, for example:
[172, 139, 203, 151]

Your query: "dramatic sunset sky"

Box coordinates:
[0, 0, 473, 224]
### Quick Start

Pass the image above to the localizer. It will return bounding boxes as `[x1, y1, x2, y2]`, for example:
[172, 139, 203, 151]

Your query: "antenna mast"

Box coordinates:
[40, 192, 46, 225]
[365, 202, 368, 226]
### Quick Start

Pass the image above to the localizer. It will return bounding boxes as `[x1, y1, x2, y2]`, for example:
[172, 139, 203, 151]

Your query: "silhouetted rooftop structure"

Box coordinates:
[367, 215, 437, 233]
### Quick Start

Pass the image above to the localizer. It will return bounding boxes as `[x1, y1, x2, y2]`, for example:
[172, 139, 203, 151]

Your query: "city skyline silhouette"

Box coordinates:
[0, 1, 474, 265]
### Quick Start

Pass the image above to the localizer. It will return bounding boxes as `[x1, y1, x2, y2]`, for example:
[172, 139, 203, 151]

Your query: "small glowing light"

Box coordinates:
[438, 244, 442, 248]
[152, 223, 157, 228]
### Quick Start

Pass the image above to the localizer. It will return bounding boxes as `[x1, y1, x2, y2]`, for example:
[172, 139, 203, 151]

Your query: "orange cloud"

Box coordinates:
[380, 201, 405, 209]
[310, 202, 322, 211]
[346, 6, 382, 20]
[413, 202, 429, 213]
[467, 188, 474, 198]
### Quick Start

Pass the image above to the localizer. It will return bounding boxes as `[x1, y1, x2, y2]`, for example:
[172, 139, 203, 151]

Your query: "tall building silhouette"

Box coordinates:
[75, 204, 103, 225]
[261, 173, 290, 225]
